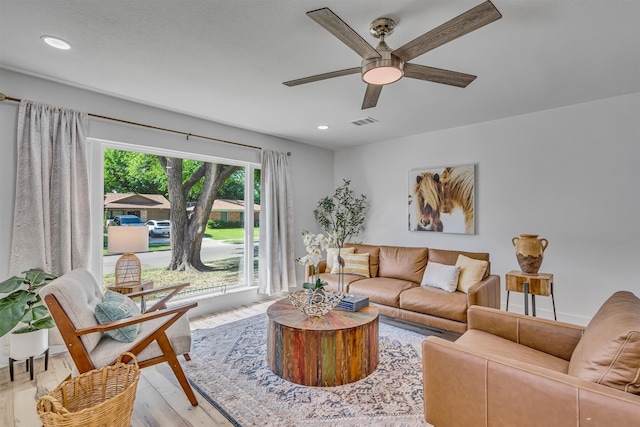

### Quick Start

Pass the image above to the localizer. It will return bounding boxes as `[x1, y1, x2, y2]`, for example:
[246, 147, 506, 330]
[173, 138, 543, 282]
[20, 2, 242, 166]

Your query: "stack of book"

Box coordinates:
[337, 295, 369, 312]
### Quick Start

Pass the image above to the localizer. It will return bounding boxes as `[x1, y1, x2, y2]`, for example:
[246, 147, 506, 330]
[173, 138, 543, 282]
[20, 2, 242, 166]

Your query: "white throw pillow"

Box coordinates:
[420, 262, 461, 292]
[325, 247, 355, 272]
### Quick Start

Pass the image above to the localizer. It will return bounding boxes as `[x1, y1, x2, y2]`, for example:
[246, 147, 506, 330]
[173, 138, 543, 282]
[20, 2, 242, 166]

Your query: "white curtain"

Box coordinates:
[258, 149, 296, 295]
[9, 100, 90, 276]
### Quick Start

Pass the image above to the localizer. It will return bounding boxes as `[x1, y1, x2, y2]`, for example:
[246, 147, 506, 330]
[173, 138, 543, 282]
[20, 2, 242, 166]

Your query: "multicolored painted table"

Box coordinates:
[266, 298, 379, 387]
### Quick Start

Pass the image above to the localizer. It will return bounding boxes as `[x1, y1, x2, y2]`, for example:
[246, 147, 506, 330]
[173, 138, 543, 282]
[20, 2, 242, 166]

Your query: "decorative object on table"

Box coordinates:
[288, 289, 343, 317]
[0, 268, 57, 365]
[512, 234, 548, 274]
[337, 294, 370, 312]
[107, 225, 148, 287]
[296, 230, 331, 290]
[409, 164, 476, 234]
[37, 352, 140, 427]
[314, 179, 367, 292]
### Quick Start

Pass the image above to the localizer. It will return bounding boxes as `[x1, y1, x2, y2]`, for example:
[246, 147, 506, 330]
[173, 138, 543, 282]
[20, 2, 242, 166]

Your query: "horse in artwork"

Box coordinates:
[412, 166, 474, 233]
[412, 172, 444, 232]
[440, 166, 475, 234]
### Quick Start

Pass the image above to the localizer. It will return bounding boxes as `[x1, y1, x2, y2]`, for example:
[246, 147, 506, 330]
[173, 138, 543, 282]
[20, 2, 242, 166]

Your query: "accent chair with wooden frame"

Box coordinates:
[40, 268, 199, 406]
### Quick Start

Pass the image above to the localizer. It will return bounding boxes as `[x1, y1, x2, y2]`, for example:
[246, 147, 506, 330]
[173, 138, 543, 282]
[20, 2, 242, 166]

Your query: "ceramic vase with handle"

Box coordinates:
[512, 234, 548, 274]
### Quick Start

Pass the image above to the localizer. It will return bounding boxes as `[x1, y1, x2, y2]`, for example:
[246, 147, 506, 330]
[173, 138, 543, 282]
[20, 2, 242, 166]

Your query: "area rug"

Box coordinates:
[182, 313, 433, 427]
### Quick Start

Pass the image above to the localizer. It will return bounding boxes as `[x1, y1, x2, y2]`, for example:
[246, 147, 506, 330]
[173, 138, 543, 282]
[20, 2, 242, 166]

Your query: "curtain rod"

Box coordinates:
[0, 92, 291, 156]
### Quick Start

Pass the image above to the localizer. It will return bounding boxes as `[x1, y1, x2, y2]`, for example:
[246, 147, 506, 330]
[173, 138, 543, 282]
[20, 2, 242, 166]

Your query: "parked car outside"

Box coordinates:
[113, 215, 145, 226]
[146, 219, 171, 237]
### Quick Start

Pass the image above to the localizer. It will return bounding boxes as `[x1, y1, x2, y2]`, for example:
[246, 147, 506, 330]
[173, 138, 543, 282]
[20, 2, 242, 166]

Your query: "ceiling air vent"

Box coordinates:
[350, 117, 379, 126]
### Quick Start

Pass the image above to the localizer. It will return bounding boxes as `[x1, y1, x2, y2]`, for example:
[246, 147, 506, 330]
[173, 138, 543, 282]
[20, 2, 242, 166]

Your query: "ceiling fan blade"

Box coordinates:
[392, 1, 502, 62]
[362, 84, 383, 109]
[283, 67, 361, 87]
[307, 8, 381, 59]
[404, 63, 476, 88]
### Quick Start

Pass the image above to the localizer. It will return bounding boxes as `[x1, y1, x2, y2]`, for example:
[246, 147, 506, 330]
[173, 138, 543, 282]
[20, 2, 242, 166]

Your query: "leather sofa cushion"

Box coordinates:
[568, 291, 640, 394]
[344, 243, 380, 277]
[317, 272, 364, 293]
[456, 329, 571, 373]
[378, 245, 428, 283]
[400, 286, 468, 323]
[348, 277, 418, 307]
[428, 248, 491, 277]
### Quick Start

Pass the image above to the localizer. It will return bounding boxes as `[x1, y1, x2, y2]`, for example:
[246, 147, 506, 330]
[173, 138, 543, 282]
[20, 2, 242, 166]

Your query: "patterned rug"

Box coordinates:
[182, 313, 434, 427]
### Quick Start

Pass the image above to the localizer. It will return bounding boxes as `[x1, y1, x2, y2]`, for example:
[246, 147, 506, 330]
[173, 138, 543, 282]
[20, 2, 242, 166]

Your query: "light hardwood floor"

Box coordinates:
[1, 298, 278, 427]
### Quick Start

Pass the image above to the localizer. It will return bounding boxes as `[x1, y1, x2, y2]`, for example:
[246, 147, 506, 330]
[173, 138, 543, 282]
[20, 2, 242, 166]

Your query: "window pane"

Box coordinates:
[103, 148, 258, 298]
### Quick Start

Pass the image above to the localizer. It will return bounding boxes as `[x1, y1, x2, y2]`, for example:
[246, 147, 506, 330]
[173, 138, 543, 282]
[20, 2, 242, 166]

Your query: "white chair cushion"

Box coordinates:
[89, 314, 192, 368]
[39, 268, 104, 353]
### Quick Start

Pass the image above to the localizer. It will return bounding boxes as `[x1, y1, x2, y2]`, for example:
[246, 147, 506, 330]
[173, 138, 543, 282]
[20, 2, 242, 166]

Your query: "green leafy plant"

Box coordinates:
[314, 179, 367, 247]
[0, 268, 57, 336]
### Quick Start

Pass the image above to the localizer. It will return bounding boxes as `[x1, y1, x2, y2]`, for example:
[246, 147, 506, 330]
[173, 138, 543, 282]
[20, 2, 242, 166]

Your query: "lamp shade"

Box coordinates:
[107, 226, 148, 254]
[361, 50, 404, 85]
[362, 63, 403, 85]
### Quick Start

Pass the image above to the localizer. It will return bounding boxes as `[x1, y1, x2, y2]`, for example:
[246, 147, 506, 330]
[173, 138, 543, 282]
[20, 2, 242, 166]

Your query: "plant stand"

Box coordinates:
[9, 347, 49, 381]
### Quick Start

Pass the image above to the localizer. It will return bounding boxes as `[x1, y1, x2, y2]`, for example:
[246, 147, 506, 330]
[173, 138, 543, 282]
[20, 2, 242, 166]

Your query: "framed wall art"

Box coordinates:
[408, 164, 476, 234]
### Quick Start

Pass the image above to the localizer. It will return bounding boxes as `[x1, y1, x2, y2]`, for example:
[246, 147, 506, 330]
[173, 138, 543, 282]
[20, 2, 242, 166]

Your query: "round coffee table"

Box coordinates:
[266, 297, 379, 387]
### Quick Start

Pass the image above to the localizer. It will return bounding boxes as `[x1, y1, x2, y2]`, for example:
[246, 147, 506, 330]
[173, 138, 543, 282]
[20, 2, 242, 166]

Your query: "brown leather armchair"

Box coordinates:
[422, 291, 640, 426]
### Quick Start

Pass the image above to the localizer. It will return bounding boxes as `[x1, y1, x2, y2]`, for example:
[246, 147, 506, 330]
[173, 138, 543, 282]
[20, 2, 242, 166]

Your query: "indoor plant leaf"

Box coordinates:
[0, 290, 32, 337]
[14, 316, 55, 333]
[20, 305, 50, 324]
[0, 276, 25, 294]
[24, 269, 57, 290]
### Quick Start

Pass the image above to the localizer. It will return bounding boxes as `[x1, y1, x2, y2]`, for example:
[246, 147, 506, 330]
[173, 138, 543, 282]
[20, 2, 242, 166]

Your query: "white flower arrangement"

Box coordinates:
[296, 230, 335, 289]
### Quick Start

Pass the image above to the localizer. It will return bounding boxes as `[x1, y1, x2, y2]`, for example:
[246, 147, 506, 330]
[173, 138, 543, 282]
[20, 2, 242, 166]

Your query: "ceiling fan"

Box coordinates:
[283, 1, 502, 109]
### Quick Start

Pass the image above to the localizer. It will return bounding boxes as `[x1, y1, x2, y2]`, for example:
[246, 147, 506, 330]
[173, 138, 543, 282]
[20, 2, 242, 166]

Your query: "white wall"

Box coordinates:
[0, 68, 335, 306]
[335, 93, 640, 325]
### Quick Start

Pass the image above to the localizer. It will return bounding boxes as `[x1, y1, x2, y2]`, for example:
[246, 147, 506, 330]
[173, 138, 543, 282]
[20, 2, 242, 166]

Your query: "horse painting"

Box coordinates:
[409, 165, 475, 234]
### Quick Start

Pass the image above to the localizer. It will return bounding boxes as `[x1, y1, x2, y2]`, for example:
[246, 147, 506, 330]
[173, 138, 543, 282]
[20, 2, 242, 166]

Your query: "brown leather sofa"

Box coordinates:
[309, 244, 500, 333]
[422, 291, 640, 426]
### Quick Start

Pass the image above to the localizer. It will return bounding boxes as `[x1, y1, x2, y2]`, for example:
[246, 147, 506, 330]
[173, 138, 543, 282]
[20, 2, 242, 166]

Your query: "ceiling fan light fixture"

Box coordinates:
[362, 57, 404, 85]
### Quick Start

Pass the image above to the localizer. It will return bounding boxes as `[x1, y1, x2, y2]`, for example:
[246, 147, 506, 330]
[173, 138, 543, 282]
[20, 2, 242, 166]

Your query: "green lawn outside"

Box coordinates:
[205, 227, 259, 243]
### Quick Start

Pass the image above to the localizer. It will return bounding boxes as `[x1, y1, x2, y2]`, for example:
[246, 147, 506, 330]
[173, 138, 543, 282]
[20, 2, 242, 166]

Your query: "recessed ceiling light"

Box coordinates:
[41, 35, 71, 50]
[317, 125, 329, 130]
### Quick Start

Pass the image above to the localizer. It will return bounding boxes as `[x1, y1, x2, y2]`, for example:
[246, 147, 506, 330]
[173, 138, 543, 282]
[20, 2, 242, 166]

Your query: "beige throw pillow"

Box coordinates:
[330, 252, 370, 277]
[455, 254, 488, 293]
[421, 261, 461, 292]
[325, 247, 355, 272]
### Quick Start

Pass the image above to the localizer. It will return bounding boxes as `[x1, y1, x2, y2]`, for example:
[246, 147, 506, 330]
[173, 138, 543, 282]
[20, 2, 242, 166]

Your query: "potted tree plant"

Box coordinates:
[314, 179, 367, 292]
[0, 268, 57, 359]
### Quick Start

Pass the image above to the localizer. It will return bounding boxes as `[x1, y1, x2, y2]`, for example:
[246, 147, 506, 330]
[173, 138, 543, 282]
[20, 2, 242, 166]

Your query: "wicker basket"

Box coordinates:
[37, 352, 140, 427]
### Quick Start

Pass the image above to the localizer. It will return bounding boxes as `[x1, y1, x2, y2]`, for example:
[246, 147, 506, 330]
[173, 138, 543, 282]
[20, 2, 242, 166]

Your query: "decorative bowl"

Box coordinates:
[288, 289, 343, 317]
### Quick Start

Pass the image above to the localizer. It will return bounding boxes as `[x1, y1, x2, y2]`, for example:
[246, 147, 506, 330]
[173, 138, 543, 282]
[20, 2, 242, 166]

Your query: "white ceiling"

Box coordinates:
[1, 0, 638, 150]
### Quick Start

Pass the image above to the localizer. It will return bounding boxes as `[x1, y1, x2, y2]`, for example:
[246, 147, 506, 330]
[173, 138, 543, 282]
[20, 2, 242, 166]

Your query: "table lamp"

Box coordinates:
[107, 226, 149, 286]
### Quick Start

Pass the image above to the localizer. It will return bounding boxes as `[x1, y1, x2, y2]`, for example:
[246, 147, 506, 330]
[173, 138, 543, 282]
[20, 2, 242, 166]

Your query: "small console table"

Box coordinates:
[505, 270, 556, 320]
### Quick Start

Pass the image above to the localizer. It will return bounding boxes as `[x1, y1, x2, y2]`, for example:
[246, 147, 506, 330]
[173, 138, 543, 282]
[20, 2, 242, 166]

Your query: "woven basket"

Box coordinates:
[37, 352, 140, 427]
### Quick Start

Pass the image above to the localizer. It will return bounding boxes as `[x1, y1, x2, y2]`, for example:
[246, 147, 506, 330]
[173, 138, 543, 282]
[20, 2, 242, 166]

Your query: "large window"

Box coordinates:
[102, 146, 260, 298]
